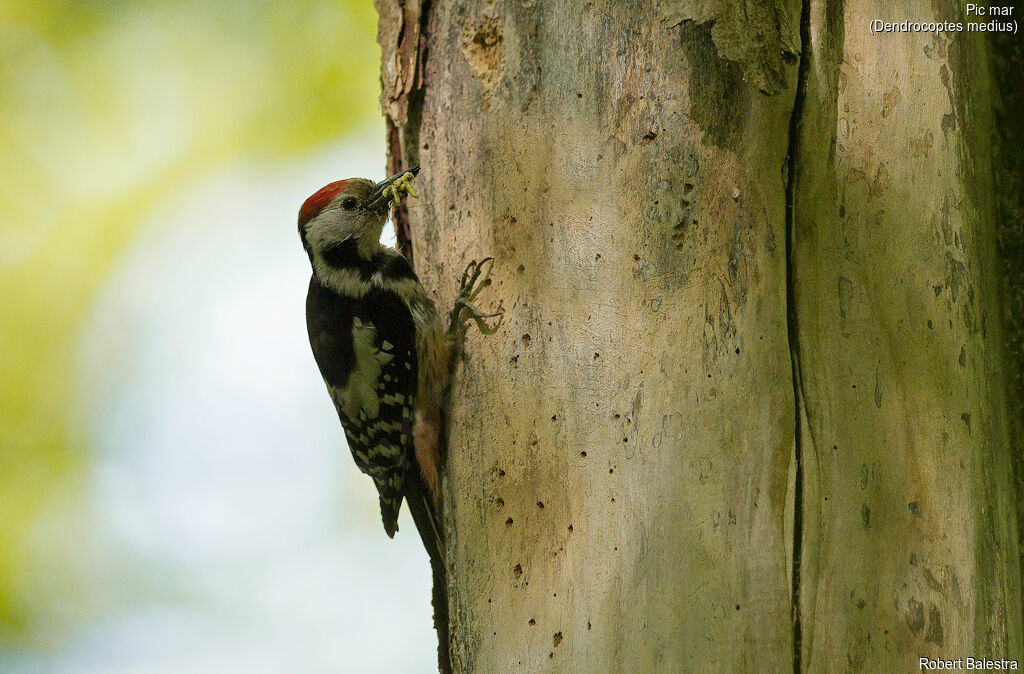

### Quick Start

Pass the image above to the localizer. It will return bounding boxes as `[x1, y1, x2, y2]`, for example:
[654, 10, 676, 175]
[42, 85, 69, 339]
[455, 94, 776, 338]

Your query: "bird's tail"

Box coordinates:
[379, 494, 401, 538]
[376, 470, 405, 538]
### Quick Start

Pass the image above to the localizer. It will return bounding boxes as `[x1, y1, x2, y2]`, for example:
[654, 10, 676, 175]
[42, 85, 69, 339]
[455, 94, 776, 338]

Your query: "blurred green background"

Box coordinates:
[1, 1, 434, 670]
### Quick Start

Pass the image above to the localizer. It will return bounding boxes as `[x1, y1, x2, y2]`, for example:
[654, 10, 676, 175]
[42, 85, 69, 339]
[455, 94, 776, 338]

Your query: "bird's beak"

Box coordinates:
[368, 165, 420, 208]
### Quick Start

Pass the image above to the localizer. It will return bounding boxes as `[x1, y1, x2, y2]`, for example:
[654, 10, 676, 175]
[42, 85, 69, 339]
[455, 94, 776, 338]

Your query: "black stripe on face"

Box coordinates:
[321, 238, 419, 283]
[322, 239, 363, 270]
[373, 253, 418, 282]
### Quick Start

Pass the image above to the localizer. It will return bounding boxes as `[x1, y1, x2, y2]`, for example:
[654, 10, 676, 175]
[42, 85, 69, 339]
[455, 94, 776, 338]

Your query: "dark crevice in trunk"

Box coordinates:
[784, 0, 813, 671]
[386, 119, 415, 266]
[990, 13, 1024, 624]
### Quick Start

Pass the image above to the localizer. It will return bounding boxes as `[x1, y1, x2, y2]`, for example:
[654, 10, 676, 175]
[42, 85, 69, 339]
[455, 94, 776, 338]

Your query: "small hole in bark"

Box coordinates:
[735, 348, 740, 354]
[521, 334, 531, 346]
[633, 254, 641, 261]
[568, 524, 574, 532]
[496, 498, 504, 507]
[529, 619, 536, 626]
[537, 501, 545, 509]
[498, 469, 506, 476]
[552, 414, 557, 421]
[517, 264, 525, 272]
[506, 517, 514, 527]
[580, 451, 587, 457]
[683, 183, 694, 195]
[513, 563, 522, 578]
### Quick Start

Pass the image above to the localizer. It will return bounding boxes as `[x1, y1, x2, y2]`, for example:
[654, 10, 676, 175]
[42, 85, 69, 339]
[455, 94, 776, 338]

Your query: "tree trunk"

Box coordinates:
[376, 0, 1023, 670]
[791, 1, 1022, 668]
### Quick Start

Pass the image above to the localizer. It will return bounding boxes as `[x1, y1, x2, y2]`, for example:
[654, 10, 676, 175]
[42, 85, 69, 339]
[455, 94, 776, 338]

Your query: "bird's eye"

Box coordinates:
[341, 196, 358, 211]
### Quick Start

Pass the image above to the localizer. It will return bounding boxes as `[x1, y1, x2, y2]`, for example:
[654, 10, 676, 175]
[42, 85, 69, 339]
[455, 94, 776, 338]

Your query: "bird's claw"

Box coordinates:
[458, 257, 493, 302]
[456, 297, 504, 335]
[450, 257, 503, 337]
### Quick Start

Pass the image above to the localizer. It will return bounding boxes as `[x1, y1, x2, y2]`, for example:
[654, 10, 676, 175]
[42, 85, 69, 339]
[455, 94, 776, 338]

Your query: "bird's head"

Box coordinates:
[298, 166, 419, 263]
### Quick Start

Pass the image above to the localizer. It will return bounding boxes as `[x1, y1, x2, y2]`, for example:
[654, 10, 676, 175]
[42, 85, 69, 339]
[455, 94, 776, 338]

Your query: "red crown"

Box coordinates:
[298, 180, 351, 228]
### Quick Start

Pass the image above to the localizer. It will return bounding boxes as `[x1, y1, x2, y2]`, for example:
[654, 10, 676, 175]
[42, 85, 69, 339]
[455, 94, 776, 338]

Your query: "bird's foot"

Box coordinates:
[449, 257, 503, 338]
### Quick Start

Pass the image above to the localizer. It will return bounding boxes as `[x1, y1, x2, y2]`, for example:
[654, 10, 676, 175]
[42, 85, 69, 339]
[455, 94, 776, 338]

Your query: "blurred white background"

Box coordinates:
[0, 135, 436, 673]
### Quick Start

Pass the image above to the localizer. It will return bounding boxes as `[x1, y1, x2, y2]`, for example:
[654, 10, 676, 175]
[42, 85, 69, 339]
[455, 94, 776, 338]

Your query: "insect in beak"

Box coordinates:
[368, 165, 421, 209]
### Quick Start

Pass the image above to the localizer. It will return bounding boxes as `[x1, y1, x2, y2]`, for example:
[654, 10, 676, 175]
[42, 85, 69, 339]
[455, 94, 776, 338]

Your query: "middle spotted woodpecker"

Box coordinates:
[298, 166, 499, 555]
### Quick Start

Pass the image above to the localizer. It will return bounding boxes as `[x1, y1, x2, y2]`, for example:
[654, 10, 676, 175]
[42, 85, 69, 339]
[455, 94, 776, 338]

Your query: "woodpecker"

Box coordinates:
[298, 166, 498, 546]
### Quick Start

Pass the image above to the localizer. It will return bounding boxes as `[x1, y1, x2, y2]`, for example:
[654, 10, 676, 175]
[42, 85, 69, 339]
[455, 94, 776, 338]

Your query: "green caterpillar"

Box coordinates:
[385, 171, 420, 207]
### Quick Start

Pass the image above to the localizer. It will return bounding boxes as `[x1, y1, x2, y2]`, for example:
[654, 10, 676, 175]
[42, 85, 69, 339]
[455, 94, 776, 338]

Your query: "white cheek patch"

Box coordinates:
[306, 206, 354, 248]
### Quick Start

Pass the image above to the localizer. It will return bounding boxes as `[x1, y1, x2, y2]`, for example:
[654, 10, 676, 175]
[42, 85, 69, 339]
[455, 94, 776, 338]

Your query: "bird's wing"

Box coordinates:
[306, 277, 418, 537]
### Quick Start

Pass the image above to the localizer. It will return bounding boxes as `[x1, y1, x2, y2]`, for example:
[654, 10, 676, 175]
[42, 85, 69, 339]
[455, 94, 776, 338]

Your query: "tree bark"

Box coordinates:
[375, 0, 1023, 670]
[791, 1, 1022, 668]
[991, 3, 1024, 637]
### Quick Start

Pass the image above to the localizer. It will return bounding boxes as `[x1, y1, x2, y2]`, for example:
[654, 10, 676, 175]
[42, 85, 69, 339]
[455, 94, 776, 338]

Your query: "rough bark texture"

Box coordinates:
[791, 1, 1022, 668]
[375, 0, 1024, 670]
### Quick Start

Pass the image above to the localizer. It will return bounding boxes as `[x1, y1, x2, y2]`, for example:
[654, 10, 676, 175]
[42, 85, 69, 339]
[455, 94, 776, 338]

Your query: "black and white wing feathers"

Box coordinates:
[306, 277, 418, 537]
